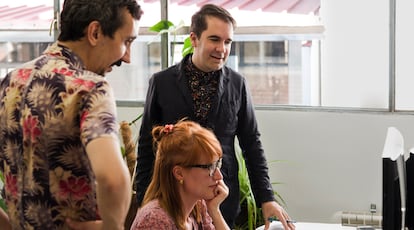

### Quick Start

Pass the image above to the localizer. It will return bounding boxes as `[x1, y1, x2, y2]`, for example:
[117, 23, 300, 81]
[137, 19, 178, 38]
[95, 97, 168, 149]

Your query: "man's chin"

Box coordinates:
[101, 66, 114, 76]
[212, 64, 224, 71]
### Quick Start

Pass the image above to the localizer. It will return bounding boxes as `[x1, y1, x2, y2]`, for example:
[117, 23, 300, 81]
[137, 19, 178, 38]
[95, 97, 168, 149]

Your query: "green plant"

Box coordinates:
[149, 20, 193, 64]
[235, 149, 258, 230]
[234, 148, 286, 230]
[120, 113, 142, 158]
[0, 171, 5, 212]
[181, 36, 194, 57]
[120, 113, 143, 229]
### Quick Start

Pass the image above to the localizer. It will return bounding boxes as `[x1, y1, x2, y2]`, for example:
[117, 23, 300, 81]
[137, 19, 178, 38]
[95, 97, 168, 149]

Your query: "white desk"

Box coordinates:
[256, 221, 365, 230]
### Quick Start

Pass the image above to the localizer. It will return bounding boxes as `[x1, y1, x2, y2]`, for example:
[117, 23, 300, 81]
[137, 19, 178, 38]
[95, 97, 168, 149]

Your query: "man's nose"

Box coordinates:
[121, 47, 131, 64]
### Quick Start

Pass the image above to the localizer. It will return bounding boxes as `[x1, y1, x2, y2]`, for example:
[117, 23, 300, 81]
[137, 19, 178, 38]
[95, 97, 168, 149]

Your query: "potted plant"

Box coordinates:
[234, 147, 286, 230]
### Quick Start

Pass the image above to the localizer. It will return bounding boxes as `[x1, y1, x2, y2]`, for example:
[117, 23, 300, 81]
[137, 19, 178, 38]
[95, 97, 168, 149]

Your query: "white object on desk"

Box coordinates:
[256, 221, 357, 230]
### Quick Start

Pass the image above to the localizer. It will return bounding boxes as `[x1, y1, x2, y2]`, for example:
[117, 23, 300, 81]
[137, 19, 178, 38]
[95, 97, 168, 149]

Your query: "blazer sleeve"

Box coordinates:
[236, 77, 275, 205]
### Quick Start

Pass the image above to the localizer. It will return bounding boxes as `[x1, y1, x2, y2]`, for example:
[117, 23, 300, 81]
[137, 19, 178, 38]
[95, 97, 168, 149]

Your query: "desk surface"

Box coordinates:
[256, 221, 364, 230]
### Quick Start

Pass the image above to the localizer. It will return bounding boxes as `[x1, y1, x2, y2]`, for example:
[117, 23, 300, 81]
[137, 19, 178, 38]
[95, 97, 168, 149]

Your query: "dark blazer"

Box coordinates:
[135, 54, 275, 226]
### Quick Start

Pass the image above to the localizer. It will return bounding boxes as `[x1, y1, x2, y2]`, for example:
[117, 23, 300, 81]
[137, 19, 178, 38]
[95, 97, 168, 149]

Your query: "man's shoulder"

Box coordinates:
[222, 65, 245, 83]
[153, 63, 180, 77]
[150, 64, 182, 85]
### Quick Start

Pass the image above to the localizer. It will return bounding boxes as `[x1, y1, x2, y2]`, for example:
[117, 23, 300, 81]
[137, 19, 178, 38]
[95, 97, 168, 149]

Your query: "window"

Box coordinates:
[2, 0, 412, 112]
[395, 0, 414, 110]
[0, 42, 50, 80]
[0, 1, 55, 81]
[320, 0, 389, 109]
[108, 1, 323, 105]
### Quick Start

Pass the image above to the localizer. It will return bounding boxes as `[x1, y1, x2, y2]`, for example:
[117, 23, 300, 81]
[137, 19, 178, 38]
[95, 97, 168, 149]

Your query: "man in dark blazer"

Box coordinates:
[135, 4, 295, 230]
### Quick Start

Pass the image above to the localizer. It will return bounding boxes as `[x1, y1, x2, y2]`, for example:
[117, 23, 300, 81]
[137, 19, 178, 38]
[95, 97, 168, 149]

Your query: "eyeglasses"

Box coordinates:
[188, 158, 222, 177]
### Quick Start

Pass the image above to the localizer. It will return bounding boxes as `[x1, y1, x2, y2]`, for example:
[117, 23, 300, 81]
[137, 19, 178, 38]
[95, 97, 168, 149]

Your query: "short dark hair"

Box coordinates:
[58, 0, 143, 41]
[190, 4, 236, 38]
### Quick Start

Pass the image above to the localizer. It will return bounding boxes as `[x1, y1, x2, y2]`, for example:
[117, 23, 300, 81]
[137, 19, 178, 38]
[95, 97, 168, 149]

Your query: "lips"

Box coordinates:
[209, 183, 218, 190]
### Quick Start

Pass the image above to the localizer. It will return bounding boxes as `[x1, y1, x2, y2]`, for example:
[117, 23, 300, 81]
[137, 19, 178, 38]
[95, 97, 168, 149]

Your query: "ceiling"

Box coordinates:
[143, 0, 320, 15]
[0, 0, 320, 28]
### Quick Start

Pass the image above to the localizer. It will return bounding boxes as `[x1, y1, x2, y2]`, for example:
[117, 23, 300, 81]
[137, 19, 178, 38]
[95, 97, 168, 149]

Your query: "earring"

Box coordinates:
[179, 179, 183, 185]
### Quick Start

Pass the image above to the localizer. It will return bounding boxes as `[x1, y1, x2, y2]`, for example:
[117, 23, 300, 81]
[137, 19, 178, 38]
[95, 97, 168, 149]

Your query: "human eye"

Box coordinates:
[209, 36, 220, 42]
[217, 158, 222, 169]
[125, 38, 135, 46]
[204, 163, 213, 171]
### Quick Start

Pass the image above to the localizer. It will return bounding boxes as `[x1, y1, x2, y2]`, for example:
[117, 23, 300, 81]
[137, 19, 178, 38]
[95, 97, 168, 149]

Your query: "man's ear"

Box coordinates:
[87, 21, 101, 46]
[189, 32, 197, 47]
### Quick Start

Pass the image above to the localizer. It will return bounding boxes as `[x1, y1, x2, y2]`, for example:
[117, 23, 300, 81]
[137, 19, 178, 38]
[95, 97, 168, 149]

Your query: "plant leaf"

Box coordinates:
[182, 36, 194, 57]
[0, 198, 7, 212]
[129, 113, 143, 126]
[149, 20, 174, 32]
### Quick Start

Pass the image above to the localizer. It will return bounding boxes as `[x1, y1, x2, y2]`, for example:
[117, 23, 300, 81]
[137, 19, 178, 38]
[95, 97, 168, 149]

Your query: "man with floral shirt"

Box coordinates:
[0, 0, 143, 229]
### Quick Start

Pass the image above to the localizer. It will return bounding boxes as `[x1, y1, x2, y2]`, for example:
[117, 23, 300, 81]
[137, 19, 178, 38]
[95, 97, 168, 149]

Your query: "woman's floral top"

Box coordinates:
[0, 42, 119, 229]
[130, 199, 215, 230]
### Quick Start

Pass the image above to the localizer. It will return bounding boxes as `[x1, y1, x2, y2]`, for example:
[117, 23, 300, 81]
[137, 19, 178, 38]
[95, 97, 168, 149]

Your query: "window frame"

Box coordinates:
[1, 0, 410, 114]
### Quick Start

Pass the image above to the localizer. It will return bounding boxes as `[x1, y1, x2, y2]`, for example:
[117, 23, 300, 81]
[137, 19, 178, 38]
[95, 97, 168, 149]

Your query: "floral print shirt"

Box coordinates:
[130, 199, 214, 230]
[184, 57, 219, 127]
[0, 42, 119, 229]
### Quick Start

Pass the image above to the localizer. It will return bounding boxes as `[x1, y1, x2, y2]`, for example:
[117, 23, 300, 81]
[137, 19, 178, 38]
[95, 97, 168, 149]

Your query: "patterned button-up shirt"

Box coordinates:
[185, 57, 219, 127]
[0, 42, 119, 229]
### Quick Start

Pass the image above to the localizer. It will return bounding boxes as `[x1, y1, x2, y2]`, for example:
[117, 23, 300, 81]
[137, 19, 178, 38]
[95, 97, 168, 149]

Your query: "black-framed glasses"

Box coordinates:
[188, 158, 222, 177]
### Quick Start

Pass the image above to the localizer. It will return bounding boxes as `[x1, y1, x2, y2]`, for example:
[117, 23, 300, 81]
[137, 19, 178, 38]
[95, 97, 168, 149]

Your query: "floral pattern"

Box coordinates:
[185, 58, 219, 127]
[131, 199, 214, 230]
[0, 42, 118, 229]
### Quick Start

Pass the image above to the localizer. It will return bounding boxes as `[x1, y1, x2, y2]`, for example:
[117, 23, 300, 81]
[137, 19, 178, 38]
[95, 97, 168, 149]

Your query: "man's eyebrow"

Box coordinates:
[207, 35, 232, 42]
[208, 35, 220, 39]
[127, 36, 137, 41]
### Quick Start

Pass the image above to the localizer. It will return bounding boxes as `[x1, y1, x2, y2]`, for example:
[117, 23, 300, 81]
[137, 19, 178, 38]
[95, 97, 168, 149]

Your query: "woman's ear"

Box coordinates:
[172, 165, 184, 181]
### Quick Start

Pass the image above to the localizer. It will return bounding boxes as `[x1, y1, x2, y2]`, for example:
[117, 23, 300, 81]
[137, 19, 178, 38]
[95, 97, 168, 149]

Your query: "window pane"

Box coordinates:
[0, 42, 51, 81]
[0, 1, 53, 30]
[127, 1, 323, 105]
[106, 39, 162, 101]
[320, 0, 389, 108]
[395, 0, 414, 110]
[0, 1, 55, 42]
[229, 39, 320, 106]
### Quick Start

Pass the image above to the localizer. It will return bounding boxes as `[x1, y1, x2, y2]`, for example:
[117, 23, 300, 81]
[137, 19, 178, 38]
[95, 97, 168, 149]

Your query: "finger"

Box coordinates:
[271, 214, 290, 230]
[280, 219, 290, 230]
[66, 218, 80, 230]
[215, 187, 220, 196]
[264, 219, 270, 230]
[281, 217, 296, 230]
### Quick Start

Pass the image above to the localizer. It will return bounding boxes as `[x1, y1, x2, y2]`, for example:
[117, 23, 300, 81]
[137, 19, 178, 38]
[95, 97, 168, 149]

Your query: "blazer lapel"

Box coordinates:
[176, 66, 194, 111]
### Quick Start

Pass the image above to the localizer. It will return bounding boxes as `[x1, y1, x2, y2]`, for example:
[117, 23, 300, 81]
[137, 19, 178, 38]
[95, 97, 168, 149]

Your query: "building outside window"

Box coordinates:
[2, 0, 413, 111]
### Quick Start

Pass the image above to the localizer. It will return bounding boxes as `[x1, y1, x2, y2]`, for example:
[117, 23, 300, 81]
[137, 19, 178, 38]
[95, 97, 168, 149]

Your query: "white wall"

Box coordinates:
[256, 109, 414, 223]
[117, 106, 414, 223]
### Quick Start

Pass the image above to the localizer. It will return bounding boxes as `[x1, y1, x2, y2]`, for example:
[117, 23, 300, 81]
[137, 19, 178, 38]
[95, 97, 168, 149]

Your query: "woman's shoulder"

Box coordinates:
[131, 200, 177, 230]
